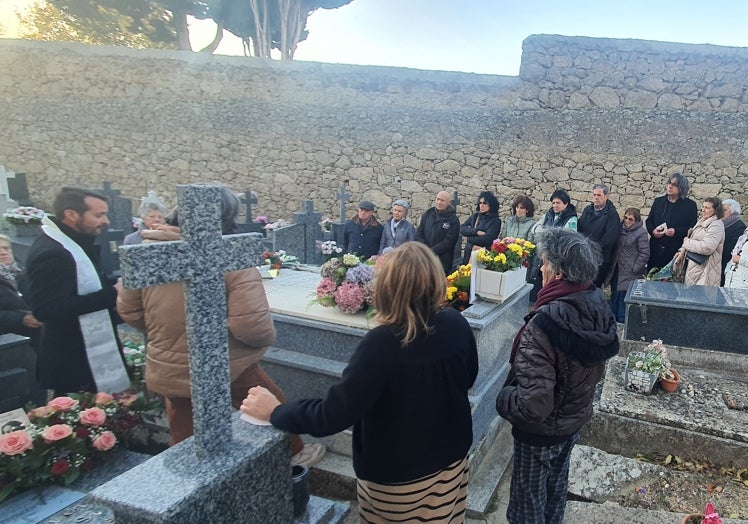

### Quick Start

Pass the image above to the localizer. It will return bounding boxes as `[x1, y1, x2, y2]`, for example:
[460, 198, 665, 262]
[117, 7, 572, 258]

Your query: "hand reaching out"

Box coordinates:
[241, 386, 281, 422]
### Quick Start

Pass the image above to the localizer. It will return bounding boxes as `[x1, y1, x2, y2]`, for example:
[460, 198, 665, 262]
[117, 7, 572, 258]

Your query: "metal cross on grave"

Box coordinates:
[118, 185, 264, 457]
[335, 184, 351, 224]
[451, 191, 461, 209]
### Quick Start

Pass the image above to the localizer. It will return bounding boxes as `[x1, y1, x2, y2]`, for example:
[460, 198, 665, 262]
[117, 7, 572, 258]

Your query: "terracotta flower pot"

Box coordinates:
[660, 369, 681, 393]
[680, 513, 703, 524]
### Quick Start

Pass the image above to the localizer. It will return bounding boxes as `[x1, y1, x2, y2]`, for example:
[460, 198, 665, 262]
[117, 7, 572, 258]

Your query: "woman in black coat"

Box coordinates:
[0, 234, 41, 338]
[460, 191, 502, 264]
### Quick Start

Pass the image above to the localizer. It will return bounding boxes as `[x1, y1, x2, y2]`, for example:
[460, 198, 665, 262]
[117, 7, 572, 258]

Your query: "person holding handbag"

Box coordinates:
[677, 197, 725, 286]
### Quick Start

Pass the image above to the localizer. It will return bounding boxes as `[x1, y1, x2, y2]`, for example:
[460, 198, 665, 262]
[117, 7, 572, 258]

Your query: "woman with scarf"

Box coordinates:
[607, 208, 649, 323]
[496, 228, 618, 524]
[460, 191, 502, 264]
[0, 234, 42, 338]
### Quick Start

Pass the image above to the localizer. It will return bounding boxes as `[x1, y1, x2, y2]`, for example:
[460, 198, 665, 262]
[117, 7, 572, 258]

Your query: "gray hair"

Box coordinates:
[668, 173, 690, 199]
[392, 199, 410, 216]
[592, 183, 609, 195]
[722, 198, 742, 216]
[138, 191, 168, 217]
[536, 228, 601, 284]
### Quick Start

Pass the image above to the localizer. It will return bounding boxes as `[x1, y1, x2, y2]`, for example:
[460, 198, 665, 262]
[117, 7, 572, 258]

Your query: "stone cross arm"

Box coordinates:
[118, 234, 264, 289]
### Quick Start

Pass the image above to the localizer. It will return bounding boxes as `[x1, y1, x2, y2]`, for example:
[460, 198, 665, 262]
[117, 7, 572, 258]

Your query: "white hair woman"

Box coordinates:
[242, 242, 478, 522]
[497, 228, 619, 524]
[124, 191, 168, 245]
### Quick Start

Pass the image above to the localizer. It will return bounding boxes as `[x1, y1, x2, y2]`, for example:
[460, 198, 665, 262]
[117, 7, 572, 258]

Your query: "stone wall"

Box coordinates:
[0, 35, 746, 225]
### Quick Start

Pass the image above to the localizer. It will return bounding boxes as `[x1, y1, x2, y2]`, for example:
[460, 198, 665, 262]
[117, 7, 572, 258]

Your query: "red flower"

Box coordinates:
[493, 242, 508, 254]
[50, 460, 70, 476]
[76, 427, 90, 439]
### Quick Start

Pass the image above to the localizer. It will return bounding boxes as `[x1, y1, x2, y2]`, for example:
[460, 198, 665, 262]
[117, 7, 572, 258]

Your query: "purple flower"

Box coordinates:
[345, 264, 375, 285]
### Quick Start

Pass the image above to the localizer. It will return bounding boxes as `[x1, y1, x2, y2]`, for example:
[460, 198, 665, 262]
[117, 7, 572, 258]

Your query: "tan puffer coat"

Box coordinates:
[682, 215, 725, 287]
[116, 266, 275, 398]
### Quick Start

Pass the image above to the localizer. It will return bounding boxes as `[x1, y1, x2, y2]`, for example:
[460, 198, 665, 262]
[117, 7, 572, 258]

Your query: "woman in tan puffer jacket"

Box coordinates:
[680, 197, 725, 287]
[116, 190, 306, 455]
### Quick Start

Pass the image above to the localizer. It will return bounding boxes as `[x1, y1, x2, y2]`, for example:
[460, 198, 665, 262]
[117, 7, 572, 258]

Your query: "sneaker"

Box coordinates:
[290, 443, 326, 468]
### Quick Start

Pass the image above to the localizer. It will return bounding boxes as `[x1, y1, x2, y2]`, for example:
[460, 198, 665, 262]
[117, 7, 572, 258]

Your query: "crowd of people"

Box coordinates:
[342, 173, 746, 323]
[2, 176, 745, 524]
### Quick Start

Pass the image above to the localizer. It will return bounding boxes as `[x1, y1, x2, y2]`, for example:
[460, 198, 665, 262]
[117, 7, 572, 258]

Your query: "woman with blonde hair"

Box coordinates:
[243, 242, 478, 523]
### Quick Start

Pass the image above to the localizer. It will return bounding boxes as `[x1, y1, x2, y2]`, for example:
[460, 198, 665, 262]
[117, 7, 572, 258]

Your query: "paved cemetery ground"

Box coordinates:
[117, 325, 747, 522]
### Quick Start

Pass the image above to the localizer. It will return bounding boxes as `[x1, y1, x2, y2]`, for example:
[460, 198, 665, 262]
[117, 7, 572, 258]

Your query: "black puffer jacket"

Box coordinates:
[496, 288, 618, 446]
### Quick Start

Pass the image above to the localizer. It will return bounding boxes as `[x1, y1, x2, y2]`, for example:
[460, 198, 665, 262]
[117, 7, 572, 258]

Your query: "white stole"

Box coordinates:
[42, 223, 130, 393]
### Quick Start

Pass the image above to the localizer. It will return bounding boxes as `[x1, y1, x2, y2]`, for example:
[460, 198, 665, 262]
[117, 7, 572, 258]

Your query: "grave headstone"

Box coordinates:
[624, 279, 748, 354]
[0, 165, 20, 228]
[89, 184, 295, 523]
[335, 184, 350, 224]
[292, 200, 323, 264]
[0, 334, 46, 411]
[92, 181, 133, 233]
[241, 190, 258, 223]
[95, 226, 124, 279]
[7, 172, 32, 206]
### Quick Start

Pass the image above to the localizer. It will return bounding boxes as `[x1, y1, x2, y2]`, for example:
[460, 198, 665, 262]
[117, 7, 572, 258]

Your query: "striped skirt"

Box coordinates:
[356, 457, 469, 523]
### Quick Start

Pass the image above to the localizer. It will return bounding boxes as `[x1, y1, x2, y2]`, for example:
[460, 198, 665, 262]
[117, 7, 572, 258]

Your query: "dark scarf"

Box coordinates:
[509, 278, 592, 363]
[723, 214, 741, 230]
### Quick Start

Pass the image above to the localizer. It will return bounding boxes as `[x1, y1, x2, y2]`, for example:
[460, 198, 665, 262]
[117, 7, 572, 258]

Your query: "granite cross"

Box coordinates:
[452, 191, 461, 209]
[0, 165, 19, 215]
[118, 185, 264, 457]
[335, 184, 350, 224]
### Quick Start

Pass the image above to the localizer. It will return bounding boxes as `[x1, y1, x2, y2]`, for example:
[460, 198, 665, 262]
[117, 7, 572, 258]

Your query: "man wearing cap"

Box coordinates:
[416, 190, 461, 274]
[343, 200, 383, 259]
[379, 199, 416, 254]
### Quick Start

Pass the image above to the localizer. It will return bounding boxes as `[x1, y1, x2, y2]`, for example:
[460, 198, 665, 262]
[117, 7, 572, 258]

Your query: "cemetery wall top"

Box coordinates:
[1, 36, 747, 224]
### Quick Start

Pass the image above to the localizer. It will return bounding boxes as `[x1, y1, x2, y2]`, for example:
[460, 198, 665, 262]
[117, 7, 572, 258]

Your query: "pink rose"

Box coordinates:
[0, 430, 33, 455]
[48, 396, 79, 412]
[118, 394, 138, 408]
[28, 405, 53, 420]
[92, 431, 117, 451]
[80, 407, 107, 427]
[41, 424, 73, 443]
[94, 392, 114, 405]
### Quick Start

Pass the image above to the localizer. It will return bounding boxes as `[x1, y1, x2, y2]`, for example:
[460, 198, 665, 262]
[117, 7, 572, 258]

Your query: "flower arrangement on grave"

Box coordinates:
[264, 219, 290, 230]
[122, 341, 146, 383]
[624, 338, 673, 394]
[475, 237, 535, 273]
[3, 206, 46, 225]
[445, 263, 472, 311]
[0, 392, 157, 502]
[253, 215, 270, 225]
[320, 240, 343, 261]
[262, 250, 299, 270]
[313, 253, 377, 314]
[319, 217, 335, 232]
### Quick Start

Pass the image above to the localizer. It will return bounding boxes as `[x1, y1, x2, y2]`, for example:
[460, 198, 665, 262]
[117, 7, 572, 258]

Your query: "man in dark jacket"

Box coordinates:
[343, 200, 382, 259]
[577, 184, 620, 287]
[416, 191, 460, 274]
[26, 187, 128, 395]
[645, 173, 698, 272]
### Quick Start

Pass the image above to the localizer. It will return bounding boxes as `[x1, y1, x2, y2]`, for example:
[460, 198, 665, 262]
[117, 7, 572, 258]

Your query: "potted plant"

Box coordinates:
[681, 502, 723, 524]
[624, 339, 666, 394]
[659, 352, 681, 393]
[473, 237, 535, 302]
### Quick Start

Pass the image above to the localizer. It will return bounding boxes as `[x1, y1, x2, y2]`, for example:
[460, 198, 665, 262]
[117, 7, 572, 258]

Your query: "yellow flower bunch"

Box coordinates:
[445, 264, 471, 310]
[477, 237, 536, 273]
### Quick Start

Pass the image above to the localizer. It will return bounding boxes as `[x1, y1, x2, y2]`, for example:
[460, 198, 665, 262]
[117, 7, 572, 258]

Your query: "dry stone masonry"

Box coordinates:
[0, 35, 746, 224]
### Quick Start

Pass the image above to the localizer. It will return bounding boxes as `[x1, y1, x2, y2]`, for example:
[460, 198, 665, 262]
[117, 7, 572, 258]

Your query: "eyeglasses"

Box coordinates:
[667, 181, 679, 187]
[478, 201, 488, 205]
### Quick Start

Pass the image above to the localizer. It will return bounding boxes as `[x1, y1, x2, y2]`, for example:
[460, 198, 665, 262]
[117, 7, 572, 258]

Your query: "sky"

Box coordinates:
[3, 0, 748, 76]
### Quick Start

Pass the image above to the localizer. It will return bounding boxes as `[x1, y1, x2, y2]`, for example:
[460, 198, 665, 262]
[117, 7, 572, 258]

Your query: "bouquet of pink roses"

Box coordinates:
[0, 391, 152, 502]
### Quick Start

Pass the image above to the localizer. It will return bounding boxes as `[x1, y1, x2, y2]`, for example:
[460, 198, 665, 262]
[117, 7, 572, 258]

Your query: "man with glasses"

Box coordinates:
[644, 173, 698, 272]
